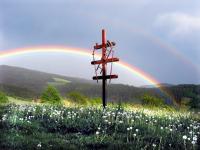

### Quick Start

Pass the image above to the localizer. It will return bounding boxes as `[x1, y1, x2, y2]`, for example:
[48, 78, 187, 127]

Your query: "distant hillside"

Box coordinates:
[0, 65, 199, 108]
[0, 65, 93, 94]
[0, 65, 163, 101]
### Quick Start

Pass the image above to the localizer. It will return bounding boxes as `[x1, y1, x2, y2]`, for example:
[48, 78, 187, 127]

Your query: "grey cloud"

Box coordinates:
[0, 0, 200, 85]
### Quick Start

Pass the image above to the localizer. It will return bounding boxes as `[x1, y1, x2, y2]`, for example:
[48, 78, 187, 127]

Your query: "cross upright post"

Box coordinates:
[91, 29, 119, 108]
[102, 29, 107, 108]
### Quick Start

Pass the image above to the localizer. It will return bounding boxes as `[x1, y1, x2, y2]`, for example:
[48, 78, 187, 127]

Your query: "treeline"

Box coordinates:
[164, 84, 200, 109]
[0, 82, 199, 109]
[57, 83, 166, 103]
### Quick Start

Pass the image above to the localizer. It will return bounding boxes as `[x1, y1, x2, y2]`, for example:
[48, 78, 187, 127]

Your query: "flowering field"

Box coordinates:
[0, 104, 199, 150]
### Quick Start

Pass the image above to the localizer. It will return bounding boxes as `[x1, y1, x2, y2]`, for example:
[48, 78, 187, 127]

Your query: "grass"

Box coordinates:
[0, 100, 199, 150]
[53, 78, 71, 83]
[8, 97, 34, 105]
[47, 78, 71, 86]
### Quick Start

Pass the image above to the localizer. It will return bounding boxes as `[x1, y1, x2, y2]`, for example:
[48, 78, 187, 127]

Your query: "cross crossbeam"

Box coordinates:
[91, 58, 119, 65]
[93, 75, 118, 80]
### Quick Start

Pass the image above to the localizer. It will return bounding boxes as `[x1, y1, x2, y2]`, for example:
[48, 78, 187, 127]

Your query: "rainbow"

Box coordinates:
[0, 46, 175, 103]
[0, 46, 159, 86]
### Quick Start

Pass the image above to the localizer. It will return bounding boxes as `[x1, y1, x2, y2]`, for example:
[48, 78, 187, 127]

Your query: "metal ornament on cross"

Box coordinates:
[91, 29, 119, 108]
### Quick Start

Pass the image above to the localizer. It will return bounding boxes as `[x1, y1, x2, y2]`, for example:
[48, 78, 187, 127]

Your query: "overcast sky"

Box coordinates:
[0, 0, 199, 86]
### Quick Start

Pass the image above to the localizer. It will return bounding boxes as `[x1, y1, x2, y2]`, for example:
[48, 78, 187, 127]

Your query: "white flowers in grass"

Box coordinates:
[193, 136, 197, 141]
[96, 131, 100, 135]
[2, 114, 7, 121]
[191, 141, 196, 145]
[127, 127, 133, 131]
[37, 142, 41, 148]
[119, 121, 123, 124]
[191, 135, 198, 145]
[3, 103, 200, 149]
[102, 116, 107, 119]
[183, 135, 187, 140]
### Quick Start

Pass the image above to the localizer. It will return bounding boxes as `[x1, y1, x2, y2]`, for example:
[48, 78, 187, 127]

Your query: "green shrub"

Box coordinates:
[141, 94, 164, 107]
[41, 85, 62, 105]
[67, 91, 88, 104]
[0, 91, 8, 104]
[90, 97, 102, 105]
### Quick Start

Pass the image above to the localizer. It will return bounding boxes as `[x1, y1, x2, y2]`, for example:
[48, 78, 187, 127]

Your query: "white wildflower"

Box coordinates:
[37, 142, 42, 148]
[191, 141, 196, 145]
[183, 135, 187, 140]
[193, 136, 197, 141]
[119, 121, 123, 124]
[96, 131, 100, 135]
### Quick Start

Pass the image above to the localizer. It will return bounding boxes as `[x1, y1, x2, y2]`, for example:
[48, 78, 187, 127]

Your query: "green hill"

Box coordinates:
[0, 65, 93, 96]
[0, 65, 199, 109]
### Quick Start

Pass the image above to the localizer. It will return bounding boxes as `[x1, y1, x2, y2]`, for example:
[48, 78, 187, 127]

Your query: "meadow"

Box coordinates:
[0, 99, 199, 150]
